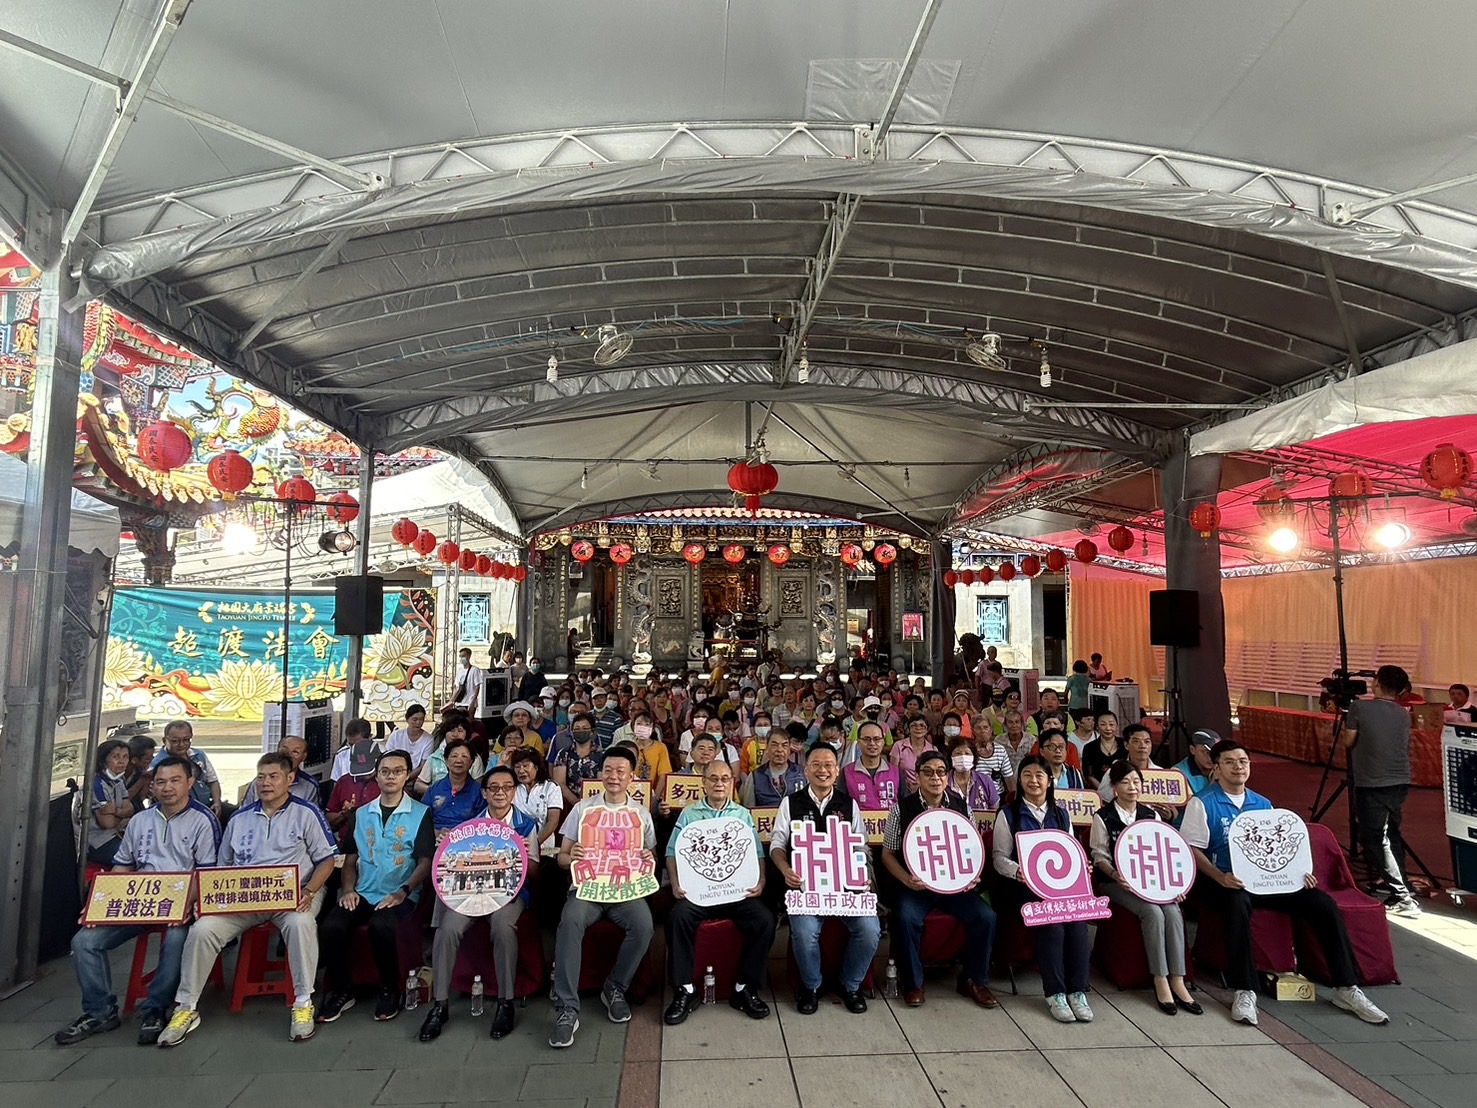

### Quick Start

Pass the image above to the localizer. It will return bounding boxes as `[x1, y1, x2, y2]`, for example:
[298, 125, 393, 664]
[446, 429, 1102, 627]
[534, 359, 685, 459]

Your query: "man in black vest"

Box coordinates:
[770, 744, 880, 1015]
[881, 751, 998, 1009]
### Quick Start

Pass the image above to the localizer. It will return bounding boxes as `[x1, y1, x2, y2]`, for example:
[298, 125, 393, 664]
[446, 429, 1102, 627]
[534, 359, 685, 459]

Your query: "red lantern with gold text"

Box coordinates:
[1020, 554, 1042, 577]
[727, 460, 780, 516]
[1188, 502, 1221, 538]
[610, 543, 634, 565]
[277, 476, 316, 508]
[136, 420, 193, 472]
[1420, 444, 1472, 499]
[437, 541, 460, 566]
[1107, 525, 1134, 553]
[489, 562, 506, 579]
[459, 548, 478, 573]
[206, 450, 253, 497]
[571, 540, 595, 563]
[943, 570, 960, 588]
[1254, 485, 1295, 524]
[1044, 548, 1068, 573]
[1074, 539, 1098, 564]
[840, 544, 864, 566]
[682, 542, 707, 565]
[722, 544, 746, 564]
[392, 518, 419, 546]
[1328, 471, 1371, 501]
[326, 492, 360, 524]
[476, 554, 493, 576]
[768, 544, 791, 566]
[977, 566, 995, 585]
[874, 543, 897, 565]
[959, 569, 976, 586]
[998, 562, 1017, 582]
[413, 530, 436, 556]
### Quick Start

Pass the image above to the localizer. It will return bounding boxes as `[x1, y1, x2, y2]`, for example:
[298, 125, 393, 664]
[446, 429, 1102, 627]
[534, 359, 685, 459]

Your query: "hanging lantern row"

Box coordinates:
[946, 541, 1099, 587]
[390, 518, 526, 580]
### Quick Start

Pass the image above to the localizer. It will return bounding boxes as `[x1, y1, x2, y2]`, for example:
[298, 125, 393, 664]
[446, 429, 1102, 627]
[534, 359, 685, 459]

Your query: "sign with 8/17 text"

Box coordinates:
[197, 865, 300, 915]
[83, 872, 194, 926]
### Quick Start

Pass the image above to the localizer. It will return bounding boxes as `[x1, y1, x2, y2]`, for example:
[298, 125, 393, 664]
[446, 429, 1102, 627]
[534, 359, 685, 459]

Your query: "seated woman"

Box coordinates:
[86, 739, 135, 866]
[1089, 762, 1200, 1015]
[423, 736, 485, 838]
[415, 717, 485, 798]
[991, 754, 1093, 1024]
[945, 738, 1000, 814]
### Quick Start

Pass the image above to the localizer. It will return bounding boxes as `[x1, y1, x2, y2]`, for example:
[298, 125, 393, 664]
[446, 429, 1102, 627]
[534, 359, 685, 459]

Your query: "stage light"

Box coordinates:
[221, 522, 259, 556]
[1268, 527, 1300, 554]
[1374, 520, 1411, 549]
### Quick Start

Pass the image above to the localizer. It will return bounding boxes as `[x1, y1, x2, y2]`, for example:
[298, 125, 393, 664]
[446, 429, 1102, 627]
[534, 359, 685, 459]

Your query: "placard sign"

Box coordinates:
[1138, 768, 1192, 807]
[83, 872, 193, 926]
[582, 780, 651, 808]
[672, 817, 761, 907]
[902, 612, 924, 642]
[784, 813, 877, 917]
[1015, 829, 1111, 926]
[750, 807, 890, 844]
[573, 804, 660, 903]
[662, 775, 703, 809]
[1057, 789, 1104, 826]
[432, 817, 529, 916]
[903, 808, 985, 894]
[1228, 807, 1314, 894]
[1113, 821, 1196, 905]
[197, 865, 299, 915]
[752, 807, 778, 842]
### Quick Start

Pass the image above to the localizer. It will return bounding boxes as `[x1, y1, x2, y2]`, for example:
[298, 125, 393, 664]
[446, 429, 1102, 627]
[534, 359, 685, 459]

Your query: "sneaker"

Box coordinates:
[1231, 989, 1259, 1026]
[1331, 986, 1389, 1025]
[156, 1008, 200, 1048]
[1389, 898, 1423, 919]
[137, 1010, 165, 1046]
[54, 1008, 121, 1045]
[317, 992, 355, 1023]
[1067, 992, 1094, 1022]
[1046, 993, 1075, 1023]
[549, 1007, 579, 1049]
[601, 981, 632, 1023]
[289, 1004, 316, 1041]
[374, 988, 401, 1021]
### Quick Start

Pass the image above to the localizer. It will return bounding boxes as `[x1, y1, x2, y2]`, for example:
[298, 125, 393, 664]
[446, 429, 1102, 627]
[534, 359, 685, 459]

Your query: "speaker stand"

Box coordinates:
[1156, 645, 1192, 767]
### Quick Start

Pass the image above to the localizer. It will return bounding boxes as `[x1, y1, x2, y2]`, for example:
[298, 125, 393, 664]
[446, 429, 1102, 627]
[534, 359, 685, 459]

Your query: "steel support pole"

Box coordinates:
[929, 539, 956, 683]
[0, 235, 85, 989]
[342, 451, 375, 718]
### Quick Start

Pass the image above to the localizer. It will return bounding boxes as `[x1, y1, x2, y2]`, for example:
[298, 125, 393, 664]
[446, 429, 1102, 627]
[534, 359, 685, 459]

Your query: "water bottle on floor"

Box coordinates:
[702, 966, 716, 1005]
[405, 969, 421, 1011]
[882, 959, 899, 999]
[470, 974, 485, 1016]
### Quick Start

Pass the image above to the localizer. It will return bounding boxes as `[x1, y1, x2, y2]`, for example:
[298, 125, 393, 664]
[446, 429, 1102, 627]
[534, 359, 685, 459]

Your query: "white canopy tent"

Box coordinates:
[0, 453, 120, 557]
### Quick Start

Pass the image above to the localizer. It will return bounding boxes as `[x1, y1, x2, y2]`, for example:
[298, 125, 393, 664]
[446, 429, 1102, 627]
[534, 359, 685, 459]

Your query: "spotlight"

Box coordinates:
[1039, 350, 1052, 388]
[546, 352, 559, 384]
[221, 522, 259, 556]
[1374, 520, 1411, 549]
[319, 529, 358, 554]
[1268, 527, 1300, 554]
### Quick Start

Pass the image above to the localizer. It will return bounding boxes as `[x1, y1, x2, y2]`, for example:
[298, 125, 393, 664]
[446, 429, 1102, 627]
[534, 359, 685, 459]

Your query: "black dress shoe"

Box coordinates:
[1175, 996, 1204, 1015]
[417, 1002, 448, 1042]
[795, 987, 819, 1015]
[1156, 999, 1179, 1015]
[490, 1000, 515, 1039]
[841, 989, 868, 1014]
[663, 989, 700, 1026]
[729, 988, 771, 1020]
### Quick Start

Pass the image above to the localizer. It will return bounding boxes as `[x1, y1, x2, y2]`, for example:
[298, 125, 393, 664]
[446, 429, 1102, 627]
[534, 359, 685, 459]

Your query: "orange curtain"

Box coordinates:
[1067, 562, 1161, 709]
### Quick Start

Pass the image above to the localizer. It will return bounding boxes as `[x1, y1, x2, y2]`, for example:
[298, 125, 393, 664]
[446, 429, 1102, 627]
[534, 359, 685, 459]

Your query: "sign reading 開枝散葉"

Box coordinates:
[672, 817, 761, 907]
[784, 813, 877, 917]
[1228, 808, 1314, 895]
[1015, 829, 1111, 926]
[903, 808, 985, 895]
[1113, 821, 1196, 905]
[82, 872, 194, 926]
[572, 804, 659, 903]
[196, 865, 299, 915]
[432, 817, 529, 916]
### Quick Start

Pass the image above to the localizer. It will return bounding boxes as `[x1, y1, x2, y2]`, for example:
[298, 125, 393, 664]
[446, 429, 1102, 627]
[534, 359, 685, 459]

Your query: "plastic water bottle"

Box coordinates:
[404, 970, 421, 1011]
[470, 974, 485, 1016]
[882, 959, 899, 999]
[702, 966, 716, 1005]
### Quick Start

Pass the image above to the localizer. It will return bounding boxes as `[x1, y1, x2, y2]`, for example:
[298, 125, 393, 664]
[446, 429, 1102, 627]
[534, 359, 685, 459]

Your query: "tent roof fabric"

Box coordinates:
[8, 2, 1477, 540]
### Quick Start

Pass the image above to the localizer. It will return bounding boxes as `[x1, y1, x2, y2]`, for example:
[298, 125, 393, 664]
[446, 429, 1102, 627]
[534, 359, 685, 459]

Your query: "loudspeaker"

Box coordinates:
[334, 574, 384, 636]
[1148, 589, 1199, 648]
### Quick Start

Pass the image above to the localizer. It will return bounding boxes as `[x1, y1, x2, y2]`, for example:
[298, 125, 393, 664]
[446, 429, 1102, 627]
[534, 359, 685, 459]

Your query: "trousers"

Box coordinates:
[1199, 880, 1358, 990]
[892, 887, 996, 990]
[317, 896, 416, 994]
[432, 898, 525, 1001]
[552, 891, 653, 1013]
[667, 896, 775, 987]
[995, 877, 1089, 996]
[175, 889, 326, 1009]
[1356, 785, 1411, 901]
[1100, 882, 1185, 977]
[71, 924, 186, 1018]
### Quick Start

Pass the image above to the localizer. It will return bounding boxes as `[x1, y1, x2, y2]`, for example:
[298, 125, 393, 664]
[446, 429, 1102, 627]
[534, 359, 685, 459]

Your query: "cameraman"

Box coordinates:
[1340, 665, 1421, 918]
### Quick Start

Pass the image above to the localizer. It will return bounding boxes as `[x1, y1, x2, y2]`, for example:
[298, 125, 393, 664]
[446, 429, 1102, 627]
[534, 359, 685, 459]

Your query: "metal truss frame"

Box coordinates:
[939, 443, 1153, 532]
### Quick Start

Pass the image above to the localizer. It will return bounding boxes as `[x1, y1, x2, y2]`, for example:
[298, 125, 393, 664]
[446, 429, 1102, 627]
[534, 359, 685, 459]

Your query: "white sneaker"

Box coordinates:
[1388, 898, 1423, 919]
[1046, 993, 1075, 1023]
[156, 1008, 199, 1048]
[1231, 989, 1259, 1026]
[289, 1004, 316, 1041]
[1331, 986, 1389, 1025]
[1067, 991, 1094, 1022]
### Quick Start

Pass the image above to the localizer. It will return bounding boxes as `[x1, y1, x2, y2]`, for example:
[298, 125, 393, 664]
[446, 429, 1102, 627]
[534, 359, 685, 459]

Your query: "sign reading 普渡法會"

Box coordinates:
[82, 872, 194, 926]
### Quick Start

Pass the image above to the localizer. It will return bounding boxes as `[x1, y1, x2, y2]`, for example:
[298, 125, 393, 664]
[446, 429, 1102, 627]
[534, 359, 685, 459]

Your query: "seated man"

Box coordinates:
[549, 747, 657, 1049]
[326, 722, 382, 847]
[151, 721, 223, 820]
[1038, 730, 1085, 790]
[663, 759, 774, 1025]
[1182, 740, 1388, 1028]
[317, 749, 433, 1024]
[56, 756, 220, 1046]
[241, 735, 321, 808]
[841, 721, 901, 809]
[881, 750, 998, 1009]
[770, 744, 881, 1015]
[742, 729, 806, 807]
[157, 753, 337, 1047]
[1172, 729, 1216, 797]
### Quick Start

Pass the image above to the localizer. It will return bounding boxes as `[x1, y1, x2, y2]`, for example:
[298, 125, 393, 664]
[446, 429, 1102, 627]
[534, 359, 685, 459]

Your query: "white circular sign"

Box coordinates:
[673, 817, 762, 907]
[902, 807, 985, 894]
[1228, 807, 1314, 895]
[1113, 820, 1196, 905]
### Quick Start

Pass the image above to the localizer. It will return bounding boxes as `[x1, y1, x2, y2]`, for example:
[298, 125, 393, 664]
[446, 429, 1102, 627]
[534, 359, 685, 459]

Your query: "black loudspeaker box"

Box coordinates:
[1148, 589, 1200, 648]
[334, 574, 385, 636]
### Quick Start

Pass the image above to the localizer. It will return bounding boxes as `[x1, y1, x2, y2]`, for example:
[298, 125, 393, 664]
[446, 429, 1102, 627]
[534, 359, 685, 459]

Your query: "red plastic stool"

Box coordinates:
[229, 923, 294, 1011]
[919, 911, 968, 970]
[124, 927, 224, 1014]
[577, 917, 661, 1001]
[784, 917, 878, 995]
[690, 919, 743, 1001]
[450, 908, 547, 999]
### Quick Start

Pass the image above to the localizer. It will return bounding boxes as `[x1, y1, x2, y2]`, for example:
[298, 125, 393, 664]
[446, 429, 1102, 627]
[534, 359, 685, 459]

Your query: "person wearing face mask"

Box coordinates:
[737, 710, 777, 778]
[945, 739, 1000, 814]
[85, 740, 136, 866]
[627, 711, 672, 807]
[677, 708, 712, 770]
[948, 691, 976, 739]
[940, 711, 966, 749]
[742, 730, 806, 807]
[551, 715, 603, 808]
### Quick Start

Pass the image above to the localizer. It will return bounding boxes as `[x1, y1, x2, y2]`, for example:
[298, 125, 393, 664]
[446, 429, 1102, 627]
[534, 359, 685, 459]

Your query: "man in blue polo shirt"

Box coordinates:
[56, 756, 220, 1046]
[158, 752, 337, 1047]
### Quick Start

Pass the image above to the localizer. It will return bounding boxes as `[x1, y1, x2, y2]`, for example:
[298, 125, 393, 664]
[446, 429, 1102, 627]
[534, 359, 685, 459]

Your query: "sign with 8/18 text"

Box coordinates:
[83, 872, 194, 926]
[197, 865, 300, 915]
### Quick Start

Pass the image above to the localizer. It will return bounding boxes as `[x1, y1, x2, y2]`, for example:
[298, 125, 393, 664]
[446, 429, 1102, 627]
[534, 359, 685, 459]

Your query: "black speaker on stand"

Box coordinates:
[1148, 589, 1199, 764]
[335, 575, 385, 636]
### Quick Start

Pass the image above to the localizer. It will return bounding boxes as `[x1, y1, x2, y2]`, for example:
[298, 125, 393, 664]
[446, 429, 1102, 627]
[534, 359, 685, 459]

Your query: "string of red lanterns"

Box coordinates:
[389, 517, 527, 581]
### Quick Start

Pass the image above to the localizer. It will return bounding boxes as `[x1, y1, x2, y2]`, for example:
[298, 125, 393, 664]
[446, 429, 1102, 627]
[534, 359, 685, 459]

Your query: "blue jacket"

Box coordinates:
[1198, 783, 1272, 872]
[352, 794, 430, 904]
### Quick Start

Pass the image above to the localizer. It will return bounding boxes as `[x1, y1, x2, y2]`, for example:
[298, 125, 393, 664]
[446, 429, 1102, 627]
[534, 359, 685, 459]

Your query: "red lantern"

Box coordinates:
[874, 542, 897, 565]
[768, 544, 791, 566]
[840, 543, 864, 566]
[1254, 485, 1295, 524]
[727, 460, 780, 515]
[277, 476, 317, 506]
[1020, 554, 1042, 577]
[413, 530, 436, 556]
[459, 548, 478, 573]
[1328, 471, 1371, 501]
[610, 543, 634, 565]
[326, 491, 359, 524]
[959, 570, 976, 586]
[392, 518, 419, 546]
[476, 554, 493, 576]
[1107, 525, 1134, 553]
[998, 562, 1017, 582]
[1420, 444, 1472, 498]
[682, 542, 707, 564]
[943, 570, 960, 588]
[437, 541, 460, 566]
[1044, 548, 1068, 573]
[136, 420, 192, 472]
[722, 544, 746, 564]
[1188, 502, 1221, 538]
[571, 540, 595, 563]
[1074, 539, 1098, 564]
[206, 450, 253, 497]
[488, 561, 506, 579]
[977, 567, 994, 585]
[512, 565, 527, 583]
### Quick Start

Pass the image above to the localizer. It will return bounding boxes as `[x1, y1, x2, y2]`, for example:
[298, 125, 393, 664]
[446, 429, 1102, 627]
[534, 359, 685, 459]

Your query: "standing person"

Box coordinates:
[1087, 653, 1110, 681]
[1342, 666, 1421, 918]
[56, 756, 220, 1046]
[86, 740, 135, 866]
[446, 647, 485, 714]
[317, 750, 434, 1024]
[158, 753, 337, 1047]
[1065, 660, 1091, 713]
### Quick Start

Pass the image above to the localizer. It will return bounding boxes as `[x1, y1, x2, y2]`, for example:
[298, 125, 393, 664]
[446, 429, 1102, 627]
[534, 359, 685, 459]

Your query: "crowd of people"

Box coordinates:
[60, 649, 1401, 1053]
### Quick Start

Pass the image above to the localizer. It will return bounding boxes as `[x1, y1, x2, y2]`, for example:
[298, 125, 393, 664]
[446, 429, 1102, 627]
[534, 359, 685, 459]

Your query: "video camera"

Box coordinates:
[1319, 668, 1376, 709]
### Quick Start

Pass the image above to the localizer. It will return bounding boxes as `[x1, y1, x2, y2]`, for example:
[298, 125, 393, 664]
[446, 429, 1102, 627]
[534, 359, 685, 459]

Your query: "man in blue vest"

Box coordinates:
[316, 749, 434, 1024]
[1181, 740, 1388, 1028]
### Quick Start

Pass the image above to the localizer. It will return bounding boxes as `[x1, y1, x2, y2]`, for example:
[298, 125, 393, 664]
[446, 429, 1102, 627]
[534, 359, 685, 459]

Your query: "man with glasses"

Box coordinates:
[1038, 730, 1084, 790]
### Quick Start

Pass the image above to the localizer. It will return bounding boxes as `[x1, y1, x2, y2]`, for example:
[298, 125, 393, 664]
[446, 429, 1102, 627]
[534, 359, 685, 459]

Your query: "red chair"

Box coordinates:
[449, 908, 547, 999]
[1091, 900, 1155, 989]
[577, 917, 661, 1001]
[784, 918, 878, 996]
[919, 911, 968, 969]
[1294, 824, 1399, 986]
[229, 923, 294, 1011]
[1189, 888, 1296, 985]
[690, 919, 743, 1001]
[123, 928, 223, 1014]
